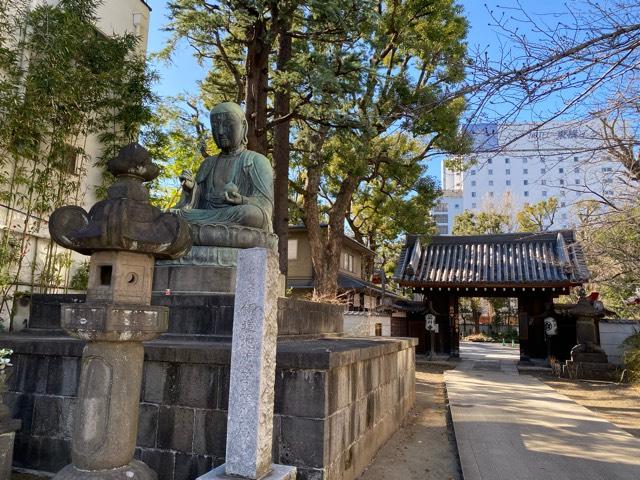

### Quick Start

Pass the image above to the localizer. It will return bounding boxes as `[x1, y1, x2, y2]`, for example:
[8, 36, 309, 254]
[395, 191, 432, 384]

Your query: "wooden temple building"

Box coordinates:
[393, 230, 591, 360]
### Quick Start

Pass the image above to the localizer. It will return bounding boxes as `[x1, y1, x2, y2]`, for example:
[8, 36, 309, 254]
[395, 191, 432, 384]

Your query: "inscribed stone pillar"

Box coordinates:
[198, 247, 295, 480]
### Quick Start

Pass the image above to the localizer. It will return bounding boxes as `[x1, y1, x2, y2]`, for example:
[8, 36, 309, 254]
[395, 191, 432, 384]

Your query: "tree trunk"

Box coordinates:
[244, 18, 270, 155]
[273, 27, 292, 274]
[473, 312, 480, 334]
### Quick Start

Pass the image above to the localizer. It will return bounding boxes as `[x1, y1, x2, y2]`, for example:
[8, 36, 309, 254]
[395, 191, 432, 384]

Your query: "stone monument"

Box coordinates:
[154, 101, 278, 294]
[48, 143, 191, 479]
[564, 289, 617, 380]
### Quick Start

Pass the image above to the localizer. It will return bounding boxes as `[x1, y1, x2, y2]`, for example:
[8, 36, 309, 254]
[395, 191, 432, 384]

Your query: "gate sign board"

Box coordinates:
[425, 314, 436, 331]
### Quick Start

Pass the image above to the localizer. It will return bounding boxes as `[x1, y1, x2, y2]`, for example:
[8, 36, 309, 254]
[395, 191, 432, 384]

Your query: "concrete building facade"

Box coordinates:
[432, 121, 627, 234]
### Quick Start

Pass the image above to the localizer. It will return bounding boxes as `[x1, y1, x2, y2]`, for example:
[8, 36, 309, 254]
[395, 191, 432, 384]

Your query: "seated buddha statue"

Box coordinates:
[173, 102, 274, 244]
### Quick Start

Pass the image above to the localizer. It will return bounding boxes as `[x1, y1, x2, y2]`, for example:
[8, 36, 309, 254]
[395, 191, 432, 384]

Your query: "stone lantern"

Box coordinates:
[566, 288, 616, 379]
[48, 143, 191, 479]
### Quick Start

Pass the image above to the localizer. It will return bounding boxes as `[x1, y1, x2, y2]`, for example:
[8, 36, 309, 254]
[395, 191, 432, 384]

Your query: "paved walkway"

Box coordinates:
[446, 342, 640, 480]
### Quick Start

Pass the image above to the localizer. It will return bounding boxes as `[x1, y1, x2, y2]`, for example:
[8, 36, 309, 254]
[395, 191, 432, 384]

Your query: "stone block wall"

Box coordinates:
[2, 335, 415, 480]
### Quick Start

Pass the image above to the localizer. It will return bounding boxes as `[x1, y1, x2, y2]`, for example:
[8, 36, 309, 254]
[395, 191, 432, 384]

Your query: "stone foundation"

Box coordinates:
[2, 293, 414, 479]
[2, 335, 415, 480]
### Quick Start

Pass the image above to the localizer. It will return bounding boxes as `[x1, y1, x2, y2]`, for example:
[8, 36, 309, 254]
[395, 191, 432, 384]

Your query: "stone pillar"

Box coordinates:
[199, 248, 295, 480]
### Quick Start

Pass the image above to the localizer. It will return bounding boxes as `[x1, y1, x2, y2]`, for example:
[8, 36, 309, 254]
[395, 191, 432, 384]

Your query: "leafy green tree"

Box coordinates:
[161, 0, 469, 297]
[0, 0, 154, 313]
[516, 198, 559, 232]
[162, 0, 368, 272]
[452, 210, 511, 235]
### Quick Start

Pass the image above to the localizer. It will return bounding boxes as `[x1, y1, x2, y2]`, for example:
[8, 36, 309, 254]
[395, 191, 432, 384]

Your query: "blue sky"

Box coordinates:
[143, 0, 568, 182]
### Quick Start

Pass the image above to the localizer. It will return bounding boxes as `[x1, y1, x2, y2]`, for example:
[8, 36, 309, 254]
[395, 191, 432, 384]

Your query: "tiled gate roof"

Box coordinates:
[394, 230, 590, 288]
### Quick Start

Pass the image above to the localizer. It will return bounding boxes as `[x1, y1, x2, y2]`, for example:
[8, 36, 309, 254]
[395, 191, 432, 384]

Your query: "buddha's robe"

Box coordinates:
[175, 150, 273, 232]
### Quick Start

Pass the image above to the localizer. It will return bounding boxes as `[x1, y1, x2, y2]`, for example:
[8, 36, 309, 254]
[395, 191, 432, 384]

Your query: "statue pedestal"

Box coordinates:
[154, 246, 239, 294]
[154, 224, 278, 295]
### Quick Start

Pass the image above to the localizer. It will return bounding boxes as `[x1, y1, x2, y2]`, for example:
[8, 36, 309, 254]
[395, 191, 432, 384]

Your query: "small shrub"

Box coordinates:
[0, 348, 13, 371]
[623, 332, 640, 382]
[70, 262, 89, 290]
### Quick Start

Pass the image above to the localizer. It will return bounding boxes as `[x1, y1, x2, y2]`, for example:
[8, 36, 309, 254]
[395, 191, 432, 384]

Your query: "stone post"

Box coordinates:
[198, 248, 296, 480]
[48, 144, 191, 480]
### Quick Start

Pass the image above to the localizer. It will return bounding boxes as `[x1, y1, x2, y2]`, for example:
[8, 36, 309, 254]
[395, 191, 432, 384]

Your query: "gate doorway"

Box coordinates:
[393, 231, 590, 360]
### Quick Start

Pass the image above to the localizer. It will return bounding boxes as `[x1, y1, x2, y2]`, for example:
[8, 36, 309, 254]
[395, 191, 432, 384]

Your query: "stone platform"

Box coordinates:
[1, 295, 416, 480]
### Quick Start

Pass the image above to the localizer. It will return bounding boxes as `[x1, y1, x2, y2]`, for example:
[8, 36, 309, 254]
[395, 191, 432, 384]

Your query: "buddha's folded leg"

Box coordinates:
[177, 205, 268, 230]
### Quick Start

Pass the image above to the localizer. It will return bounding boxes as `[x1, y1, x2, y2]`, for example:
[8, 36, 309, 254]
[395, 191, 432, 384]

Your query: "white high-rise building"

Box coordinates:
[434, 121, 628, 234]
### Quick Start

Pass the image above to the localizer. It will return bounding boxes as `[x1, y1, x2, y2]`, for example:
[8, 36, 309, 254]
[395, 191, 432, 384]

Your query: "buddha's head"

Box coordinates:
[209, 102, 248, 153]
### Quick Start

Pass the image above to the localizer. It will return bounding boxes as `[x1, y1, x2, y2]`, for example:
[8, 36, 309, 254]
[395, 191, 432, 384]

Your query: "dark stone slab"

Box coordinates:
[174, 452, 212, 479]
[157, 406, 194, 452]
[193, 409, 227, 457]
[275, 369, 327, 418]
[46, 356, 80, 396]
[140, 449, 176, 480]
[137, 403, 159, 448]
[27, 294, 85, 331]
[277, 298, 344, 336]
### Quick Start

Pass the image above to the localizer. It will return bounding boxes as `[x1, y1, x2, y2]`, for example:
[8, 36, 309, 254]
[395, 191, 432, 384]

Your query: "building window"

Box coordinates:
[343, 252, 355, 272]
[287, 239, 298, 260]
[540, 168, 545, 174]
[602, 167, 613, 172]
[574, 179, 580, 185]
[542, 191, 547, 197]
[470, 169, 476, 175]
[523, 169, 528, 174]
[523, 180, 528, 185]
[505, 169, 510, 175]
[471, 180, 476, 186]
[454, 204, 459, 209]
[488, 169, 493, 175]
[559, 168, 564, 173]
[524, 191, 529, 197]
[437, 225, 448, 234]
[471, 202, 477, 208]
[523, 157, 528, 164]
[541, 180, 546, 185]
[471, 192, 476, 198]
[574, 156, 579, 162]
[562, 213, 568, 220]
[488, 158, 493, 164]
[559, 179, 565, 185]
[488, 180, 494, 186]
[506, 180, 511, 186]
[488, 191, 494, 197]
[561, 202, 566, 207]
[505, 158, 510, 164]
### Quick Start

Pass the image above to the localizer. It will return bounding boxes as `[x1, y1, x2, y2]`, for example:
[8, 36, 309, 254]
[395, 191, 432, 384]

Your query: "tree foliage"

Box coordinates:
[516, 198, 559, 233]
[159, 0, 470, 297]
[452, 209, 511, 235]
[0, 0, 155, 314]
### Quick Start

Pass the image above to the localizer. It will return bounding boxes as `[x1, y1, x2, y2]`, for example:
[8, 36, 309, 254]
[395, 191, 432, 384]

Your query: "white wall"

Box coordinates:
[344, 312, 391, 337]
[599, 320, 640, 366]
